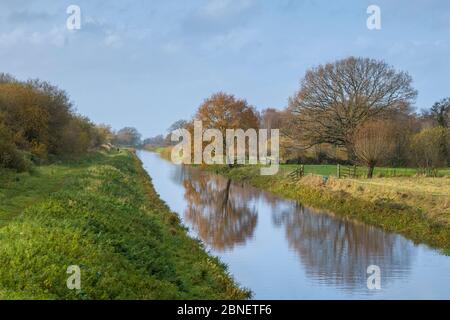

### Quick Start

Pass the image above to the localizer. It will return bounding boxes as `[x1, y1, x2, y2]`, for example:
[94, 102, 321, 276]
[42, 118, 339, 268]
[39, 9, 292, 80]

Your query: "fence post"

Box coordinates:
[337, 164, 340, 178]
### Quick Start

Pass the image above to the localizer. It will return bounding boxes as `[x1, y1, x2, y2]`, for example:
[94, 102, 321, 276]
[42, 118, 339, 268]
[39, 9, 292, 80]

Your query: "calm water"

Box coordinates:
[137, 150, 450, 299]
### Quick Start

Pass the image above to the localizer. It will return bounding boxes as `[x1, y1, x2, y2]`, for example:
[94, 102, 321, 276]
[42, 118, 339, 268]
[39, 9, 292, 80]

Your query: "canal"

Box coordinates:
[137, 150, 450, 299]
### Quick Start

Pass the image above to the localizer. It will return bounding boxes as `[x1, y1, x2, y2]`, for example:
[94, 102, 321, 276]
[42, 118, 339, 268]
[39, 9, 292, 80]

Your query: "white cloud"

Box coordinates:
[0, 27, 67, 48]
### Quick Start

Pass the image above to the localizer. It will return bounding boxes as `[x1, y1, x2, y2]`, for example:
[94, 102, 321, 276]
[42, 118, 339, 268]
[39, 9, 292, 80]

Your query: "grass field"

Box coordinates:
[0, 164, 80, 226]
[0, 150, 249, 299]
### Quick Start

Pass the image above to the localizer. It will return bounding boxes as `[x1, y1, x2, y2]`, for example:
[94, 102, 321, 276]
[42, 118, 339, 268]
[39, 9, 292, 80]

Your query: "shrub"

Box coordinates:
[0, 122, 30, 172]
[411, 127, 448, 170]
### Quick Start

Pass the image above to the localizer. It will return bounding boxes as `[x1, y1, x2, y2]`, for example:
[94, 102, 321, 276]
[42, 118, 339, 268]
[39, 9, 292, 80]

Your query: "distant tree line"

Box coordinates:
[166, 57, 449, 178]
[113, 127, 142, 147]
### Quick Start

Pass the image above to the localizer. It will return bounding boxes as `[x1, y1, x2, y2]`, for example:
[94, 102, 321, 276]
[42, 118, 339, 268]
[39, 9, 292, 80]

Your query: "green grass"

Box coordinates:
[0, 150, 250, 299]
[0, 165, 81, 226]
[142, 146, 166, 153]
[278, 164, 450, 177]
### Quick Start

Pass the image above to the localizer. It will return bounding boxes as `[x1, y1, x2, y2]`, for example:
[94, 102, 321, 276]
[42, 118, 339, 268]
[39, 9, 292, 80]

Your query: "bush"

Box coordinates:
[0, 74, 109, 162]
[411, 127, 448, 169]
[0, 123, 31, 172]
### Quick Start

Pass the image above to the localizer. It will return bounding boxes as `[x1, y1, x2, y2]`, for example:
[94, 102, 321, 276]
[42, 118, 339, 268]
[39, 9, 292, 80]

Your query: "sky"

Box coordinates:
[0, 0, 449, 138]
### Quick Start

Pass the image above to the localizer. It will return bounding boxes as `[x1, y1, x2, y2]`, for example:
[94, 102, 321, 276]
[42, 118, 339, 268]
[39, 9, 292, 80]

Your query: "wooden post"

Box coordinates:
[337, 164, 340, 178]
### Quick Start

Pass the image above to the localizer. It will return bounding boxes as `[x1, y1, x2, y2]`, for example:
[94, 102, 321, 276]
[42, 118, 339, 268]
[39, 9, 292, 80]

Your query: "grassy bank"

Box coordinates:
[0, 150, 250, 299]
[201, 164, 450, 255]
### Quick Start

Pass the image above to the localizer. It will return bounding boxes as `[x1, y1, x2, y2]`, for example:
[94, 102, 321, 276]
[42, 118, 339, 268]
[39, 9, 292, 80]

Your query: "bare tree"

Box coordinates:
[288, 57, 417, 160]
[353, 121, 395, 178]
[168, 119, 188, 134]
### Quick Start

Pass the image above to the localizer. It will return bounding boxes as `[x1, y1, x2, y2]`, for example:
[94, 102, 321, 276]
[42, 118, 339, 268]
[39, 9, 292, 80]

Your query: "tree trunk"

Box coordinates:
[367, 165, 375, 179]
[345, 142, 357, 164]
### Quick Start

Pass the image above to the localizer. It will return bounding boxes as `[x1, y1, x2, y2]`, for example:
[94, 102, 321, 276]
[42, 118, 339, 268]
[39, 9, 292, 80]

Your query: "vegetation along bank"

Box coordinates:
[0, 149, 250, 299]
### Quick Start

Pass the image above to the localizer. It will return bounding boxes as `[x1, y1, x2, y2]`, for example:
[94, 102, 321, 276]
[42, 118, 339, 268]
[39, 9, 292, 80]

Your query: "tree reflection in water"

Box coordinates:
[177, 166, 258, 251]
[272, 202, 414, 290]
[172, 165, 414, 290]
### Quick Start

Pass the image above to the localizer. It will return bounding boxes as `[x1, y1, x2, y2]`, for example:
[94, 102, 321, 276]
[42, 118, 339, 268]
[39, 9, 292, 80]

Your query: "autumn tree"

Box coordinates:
[27, 79, 74, 156]
[353, 121, 395, 178]
[184, 92, 259, 164]
[60, 115, 92, 156]
[194, 92, 259, 133]
[0, 73, 109, 169]
[0, 113, 30, 171]
[288, 57, 417, 159]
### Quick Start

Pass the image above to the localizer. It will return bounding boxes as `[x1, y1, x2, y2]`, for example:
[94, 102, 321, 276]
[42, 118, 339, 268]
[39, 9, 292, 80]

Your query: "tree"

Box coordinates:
[168, 119, 188, 134]
[27, 80, 74, 156]
[0, 114, 30, 171]
[194, 92, 259, 134]
[411, 127, 449, 171]
[288, 57, 417, 159]
[0, 73, 16, 84]
[353, 121, 395, 178]
[260, 108, 283, 130]
[185, 92, 260, 164]
[0, 82, 52, 159]
[142, 135, 165, 146]
[60, 115, 92, 156]
[114, 127, 142, 146]
[385, 112, 420, 167]
[93, 124, 114, 146]
[429, 98, 450, 128]
[0, 74, 110, 167]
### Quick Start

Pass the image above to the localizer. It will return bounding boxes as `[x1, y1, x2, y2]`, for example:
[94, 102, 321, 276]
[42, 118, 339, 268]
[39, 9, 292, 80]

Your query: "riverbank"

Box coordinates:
[200, 164, 450, 255]
[0, 150, 250, 299]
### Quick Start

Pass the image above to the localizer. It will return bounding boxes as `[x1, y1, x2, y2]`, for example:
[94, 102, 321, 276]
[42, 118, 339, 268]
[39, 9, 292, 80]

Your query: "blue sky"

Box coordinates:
[0, 0, 449, 137]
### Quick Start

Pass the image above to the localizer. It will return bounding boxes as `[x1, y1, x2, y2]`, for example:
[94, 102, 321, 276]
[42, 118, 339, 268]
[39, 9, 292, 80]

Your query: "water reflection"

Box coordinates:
[178, 167, 257, 251]
[173, 165, 415, 289]
[273, 202, 414, 290]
